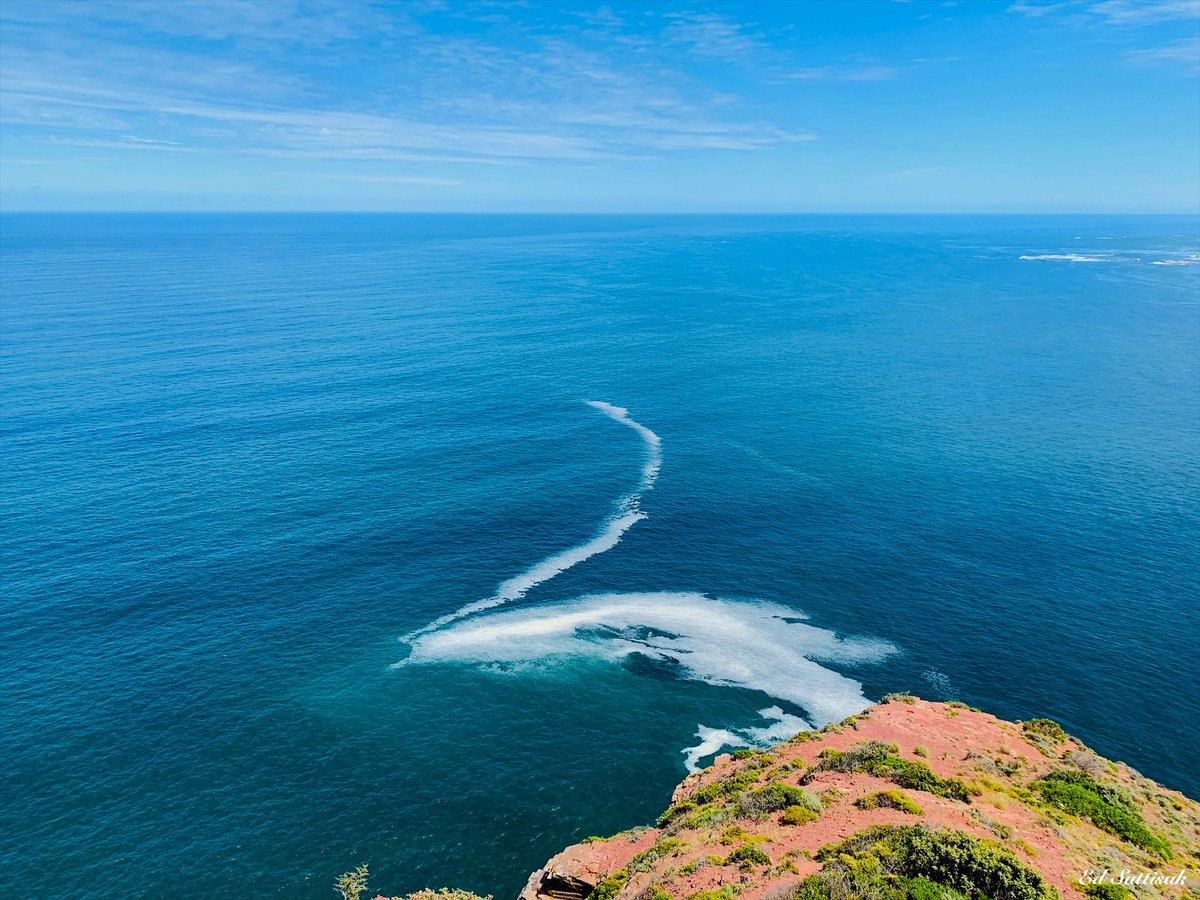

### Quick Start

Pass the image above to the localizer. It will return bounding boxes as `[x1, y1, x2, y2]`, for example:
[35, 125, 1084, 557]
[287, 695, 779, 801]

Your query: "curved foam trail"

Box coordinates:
[398, 591, 896, 736]
[404, 402, 661, 640]
[586, 400, 662, 492]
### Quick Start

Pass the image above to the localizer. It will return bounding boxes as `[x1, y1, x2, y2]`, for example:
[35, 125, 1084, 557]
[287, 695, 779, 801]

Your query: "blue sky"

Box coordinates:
[1, 0, 1197, 212]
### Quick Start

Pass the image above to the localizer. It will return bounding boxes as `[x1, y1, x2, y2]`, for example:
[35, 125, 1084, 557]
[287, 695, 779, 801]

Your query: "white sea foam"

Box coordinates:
[921, 667, 956, 701]
[683, 706, 811, 772]
[1019, 253, 1108, 262]
[403, 401, 662, 639]
[586, 400, 662, 491]
[1152, 257, 1200, 266]
[399, 591, 896, 735]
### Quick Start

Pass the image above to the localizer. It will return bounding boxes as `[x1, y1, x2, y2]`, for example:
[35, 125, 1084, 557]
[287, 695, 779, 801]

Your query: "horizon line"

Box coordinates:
[2, 209, 1199, 217]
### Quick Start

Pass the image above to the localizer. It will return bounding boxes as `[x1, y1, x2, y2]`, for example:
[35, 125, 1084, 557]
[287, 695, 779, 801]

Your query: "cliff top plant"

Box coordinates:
[806, 741, 971, 803]
[855, 789, 924, 815]
[806, 824, 1058, 900]
[1034, 769, 1170, 858]
[335, 864, 369, 900]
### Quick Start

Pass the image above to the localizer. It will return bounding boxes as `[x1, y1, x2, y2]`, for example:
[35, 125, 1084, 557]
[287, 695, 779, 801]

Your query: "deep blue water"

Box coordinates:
[2, 214, 1197, 899]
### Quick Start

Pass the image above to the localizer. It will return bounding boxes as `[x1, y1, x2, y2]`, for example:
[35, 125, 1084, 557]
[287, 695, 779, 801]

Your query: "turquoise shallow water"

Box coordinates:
[1, 214, 1198, 898]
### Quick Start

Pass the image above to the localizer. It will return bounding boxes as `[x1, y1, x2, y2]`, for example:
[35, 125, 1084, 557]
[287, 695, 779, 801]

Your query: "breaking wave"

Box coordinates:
[403, 401, 661, 639]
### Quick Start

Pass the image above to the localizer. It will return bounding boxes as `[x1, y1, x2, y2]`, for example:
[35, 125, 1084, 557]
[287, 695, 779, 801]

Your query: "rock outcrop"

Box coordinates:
[519, 698, 1199, 900]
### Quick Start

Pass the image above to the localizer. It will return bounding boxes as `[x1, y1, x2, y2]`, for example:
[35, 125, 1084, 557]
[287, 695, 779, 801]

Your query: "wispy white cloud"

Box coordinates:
[786, 65, 899, 82]
[1006, 1, 1079, 16]
[304, 173, 463, 186]
[1007, 1, 1199, 73]
[0, 2, 814, 168]
[1125, 37, 1200, 71]
[1008, 0, 1200, 23]
[39, 135, 195, 152]
[1089, 0, 1200, 24]
[661, 12, 765, 61]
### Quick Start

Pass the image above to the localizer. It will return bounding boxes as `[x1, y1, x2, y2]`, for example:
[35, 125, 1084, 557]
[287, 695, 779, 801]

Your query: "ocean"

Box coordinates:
[1, 214, 1197, 898]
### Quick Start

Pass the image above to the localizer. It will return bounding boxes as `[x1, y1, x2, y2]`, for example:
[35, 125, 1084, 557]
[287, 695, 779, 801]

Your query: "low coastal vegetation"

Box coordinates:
[588, 870, 629, 900]
[804, 740, 972, 803]
[1022, 718, 1068, 755]
[855, 789, 924, 815]
[1034, 769, 1171, 858]
[785, 824, 1059, 900]
[334, 866, 491, 900]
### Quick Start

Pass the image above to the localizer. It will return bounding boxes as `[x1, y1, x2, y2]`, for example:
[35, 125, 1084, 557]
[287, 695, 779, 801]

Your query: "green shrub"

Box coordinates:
[657, 800, 696, 827]
[1023, 719, 1066, 743]
[1081, 885, 1131, 900]
[727, 843, 772, 868]
[691, 769, 760, 805]
[1035, 770, 1170, 858]
[855, 789, 924, 815]
[807, 742, 970, 803]
[737, 783, 822, 817]
[807, 825, 1057, 900]
[815, 741, 899, 771]
[586, 871, 629, 900]
[335, 865, 369, 900]
[883, 693, 918, 705]
[686, 888, 742, 900]
[732, 748, 757, 760]
[782, 804, 820, 825]
[629, 837, 684, 873]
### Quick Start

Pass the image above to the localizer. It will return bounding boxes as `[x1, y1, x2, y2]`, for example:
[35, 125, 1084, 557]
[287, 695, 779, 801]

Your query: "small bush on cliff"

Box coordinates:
[1022, 718, 1067, 755]
[586, 870, 629, 900]
[856, 789, 923, 815]
[782, 804, 820, 825]
[686, 888, 742, 900]
[335, 864, 369, 900]
[692, 768, 761, 804]
[797, 824, 1057, 900]
[629, 837, 685, 872]
[1081, 885, 1131, 900]
[737, 783, 822, 818]
[403, 892, 492, 900]
[1023, 718, 1066, 743]
[727, 842, 772, 869]
[1035, 769, 1170, 858]
[805, 741, 970, 803]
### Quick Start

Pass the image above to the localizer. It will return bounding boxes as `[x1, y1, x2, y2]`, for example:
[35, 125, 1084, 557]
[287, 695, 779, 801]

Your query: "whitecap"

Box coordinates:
[1019, 253, 1107, 262]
